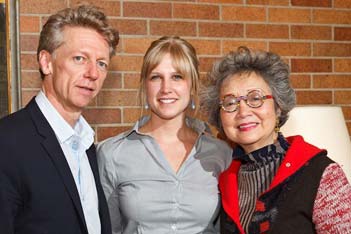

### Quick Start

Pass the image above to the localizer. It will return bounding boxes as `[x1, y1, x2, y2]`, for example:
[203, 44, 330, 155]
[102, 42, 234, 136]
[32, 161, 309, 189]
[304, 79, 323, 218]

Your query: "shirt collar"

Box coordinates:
[35, 91, 94, 149]
[126, 115, 211, 136]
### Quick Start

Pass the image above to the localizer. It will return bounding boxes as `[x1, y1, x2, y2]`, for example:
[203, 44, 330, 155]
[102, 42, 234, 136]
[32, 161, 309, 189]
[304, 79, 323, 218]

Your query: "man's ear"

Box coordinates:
[38, 50, 53, 76]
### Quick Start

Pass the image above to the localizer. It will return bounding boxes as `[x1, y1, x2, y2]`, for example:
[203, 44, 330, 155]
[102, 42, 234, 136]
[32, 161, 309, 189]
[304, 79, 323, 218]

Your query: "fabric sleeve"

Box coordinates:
[312, 163, 351, 234]
[97, 141, 122, 234]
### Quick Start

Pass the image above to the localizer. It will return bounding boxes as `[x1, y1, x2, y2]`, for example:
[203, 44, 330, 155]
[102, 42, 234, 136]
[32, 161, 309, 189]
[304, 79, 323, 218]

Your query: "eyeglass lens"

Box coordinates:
[221, 90, 266, 112]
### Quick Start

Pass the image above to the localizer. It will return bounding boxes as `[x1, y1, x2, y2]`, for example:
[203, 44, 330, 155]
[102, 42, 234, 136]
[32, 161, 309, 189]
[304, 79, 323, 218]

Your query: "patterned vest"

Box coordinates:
[220, 152, 333, 234]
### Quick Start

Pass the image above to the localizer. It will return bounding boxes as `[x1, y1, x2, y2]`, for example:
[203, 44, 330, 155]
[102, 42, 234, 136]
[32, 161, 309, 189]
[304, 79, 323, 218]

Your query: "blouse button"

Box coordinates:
[285, 162, 291, 168]
[173, 203, 179, 209]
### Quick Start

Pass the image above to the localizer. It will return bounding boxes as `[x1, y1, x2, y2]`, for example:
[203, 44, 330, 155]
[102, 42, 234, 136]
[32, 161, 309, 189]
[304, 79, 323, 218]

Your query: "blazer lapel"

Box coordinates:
[26, 98, 88, 233]
[86, 145, 112, 234]
[86, 145, 99, 185]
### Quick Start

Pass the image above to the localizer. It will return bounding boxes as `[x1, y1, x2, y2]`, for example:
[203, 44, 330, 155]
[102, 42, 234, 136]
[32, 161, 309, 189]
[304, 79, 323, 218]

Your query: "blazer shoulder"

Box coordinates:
[0, 107, 32, 136]
[0, 98, 41, 132]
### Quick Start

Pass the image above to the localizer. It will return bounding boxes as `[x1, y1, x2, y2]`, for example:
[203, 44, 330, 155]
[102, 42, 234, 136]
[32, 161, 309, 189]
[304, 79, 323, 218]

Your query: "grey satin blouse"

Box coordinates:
[97, 116, 232, 234]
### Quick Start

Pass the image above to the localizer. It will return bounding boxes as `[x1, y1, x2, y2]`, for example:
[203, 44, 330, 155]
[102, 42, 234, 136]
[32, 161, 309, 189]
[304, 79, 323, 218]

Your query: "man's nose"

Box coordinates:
[86, 61, 99, 80]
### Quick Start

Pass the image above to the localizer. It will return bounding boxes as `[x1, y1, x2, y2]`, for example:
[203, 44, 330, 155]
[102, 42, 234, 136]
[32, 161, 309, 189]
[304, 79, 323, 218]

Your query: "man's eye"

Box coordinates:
[97, 61, 108, 70]
[73, 56, 86, 64]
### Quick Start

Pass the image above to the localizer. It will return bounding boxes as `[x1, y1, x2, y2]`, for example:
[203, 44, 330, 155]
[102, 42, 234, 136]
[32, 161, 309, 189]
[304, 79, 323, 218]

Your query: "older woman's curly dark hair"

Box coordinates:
[201, 46, 296, 135]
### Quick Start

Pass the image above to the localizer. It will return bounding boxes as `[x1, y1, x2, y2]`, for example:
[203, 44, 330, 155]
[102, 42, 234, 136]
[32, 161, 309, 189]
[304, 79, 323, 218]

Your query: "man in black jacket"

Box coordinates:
[0, 4, 119, 234]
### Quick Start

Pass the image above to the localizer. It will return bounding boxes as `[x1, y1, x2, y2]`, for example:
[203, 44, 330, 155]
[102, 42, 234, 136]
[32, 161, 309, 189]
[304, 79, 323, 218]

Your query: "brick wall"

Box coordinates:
[19, 0, 351, 141]
[0, 2, 8, 118]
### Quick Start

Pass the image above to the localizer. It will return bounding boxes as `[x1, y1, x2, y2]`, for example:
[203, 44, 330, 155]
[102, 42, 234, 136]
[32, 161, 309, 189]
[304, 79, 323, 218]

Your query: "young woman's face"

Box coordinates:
[220, 72, 278, 153]
[145, 53, 192, 121]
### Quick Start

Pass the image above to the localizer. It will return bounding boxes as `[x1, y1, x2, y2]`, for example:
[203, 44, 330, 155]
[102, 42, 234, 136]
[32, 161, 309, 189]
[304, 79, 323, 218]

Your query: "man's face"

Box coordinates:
[40, 26, 110, 114]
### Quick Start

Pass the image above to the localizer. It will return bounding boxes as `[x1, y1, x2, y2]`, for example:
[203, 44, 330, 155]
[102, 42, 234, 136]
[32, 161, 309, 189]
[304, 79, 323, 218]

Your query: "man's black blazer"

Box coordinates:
[0, 98, 111, 234]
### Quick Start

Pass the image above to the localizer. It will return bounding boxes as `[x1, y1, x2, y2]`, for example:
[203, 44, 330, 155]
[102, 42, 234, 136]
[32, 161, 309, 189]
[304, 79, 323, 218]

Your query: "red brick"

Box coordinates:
[335, 27, 351, 41]
[335, 59, 351, 72]
[291, 0, 331, 7]
[187, 39, 220, 56]
[199, 57, 221, 73]
[20, 0, 67, 14]
[20, 35, 39, 52]
[21, 71, 42, 89]
[124, 2, 171, 18]
[109, 19, 147, 35]
[223, 41, 267, 53]
[295, 91, 332, 105]
[269, 8, 310, 23]
[70, 0, 121, 16]
[39, 16, 51, 30]
[109, 55, 143, 72]
[290, 74, 311, 88]
[123, 38, 154, 54]
[174, 3, 219, 20]
[269, 42, 311, 56]
[21, 90, 38, 106]
[199, 73, 213, 88]
[88, 97, 98, 107]
[246, 24, 289, 39]
[83, 108, 121, 124]
[335, 91, 351, 104]
[247, 0, 289, 5]
[150, 21, 196, 37]
[97, 90, 139, 106]
[222, 6, 266, 22]
[291, 59, 332, 73]
[198, 0, 241, 3]
[199, 22, 244, 38]
[313, 75, 351, 88]
[124, 73, 141, 89]
[96, 126, 132, 142]
[335, 0, 351, 8]
[313, 10, 351, 24]
[20, 16, 40, 33]
[342, 106, 351, 120]
[21, 54, 38, 70]
[123, 108, 142, 123]
[102, 73, 122, 89]
[346, 122, 351, 136]
[313, 43, 351, 57]
[291, 25, 331, 40]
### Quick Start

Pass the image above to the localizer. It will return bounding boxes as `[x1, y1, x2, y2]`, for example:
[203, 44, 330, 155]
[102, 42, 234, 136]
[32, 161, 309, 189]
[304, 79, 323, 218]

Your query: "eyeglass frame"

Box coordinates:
[219, 89, 274, 113]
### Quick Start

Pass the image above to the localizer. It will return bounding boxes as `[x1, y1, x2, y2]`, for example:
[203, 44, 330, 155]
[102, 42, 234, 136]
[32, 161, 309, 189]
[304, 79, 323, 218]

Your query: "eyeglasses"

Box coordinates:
[220, 89, 274, 113]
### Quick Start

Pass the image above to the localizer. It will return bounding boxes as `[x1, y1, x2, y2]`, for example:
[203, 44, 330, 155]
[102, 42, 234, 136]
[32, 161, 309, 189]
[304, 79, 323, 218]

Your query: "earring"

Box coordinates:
[274, 118, 280, 133]
[144, 103, 149, 110]
[190, 99, 195, 110]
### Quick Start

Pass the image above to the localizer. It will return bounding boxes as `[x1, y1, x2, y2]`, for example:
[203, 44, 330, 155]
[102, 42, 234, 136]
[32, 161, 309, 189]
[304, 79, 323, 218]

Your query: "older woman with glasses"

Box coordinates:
[201, 46, 351, 234]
